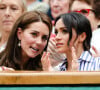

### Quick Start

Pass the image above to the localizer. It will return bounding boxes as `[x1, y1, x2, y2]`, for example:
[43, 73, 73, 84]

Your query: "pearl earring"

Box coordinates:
[18, 41, 21, 47]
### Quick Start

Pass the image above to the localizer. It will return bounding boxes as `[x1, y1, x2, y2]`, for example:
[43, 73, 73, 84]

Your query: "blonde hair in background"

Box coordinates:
[20, 0, 27, 12]
[0, 0, 27, 12]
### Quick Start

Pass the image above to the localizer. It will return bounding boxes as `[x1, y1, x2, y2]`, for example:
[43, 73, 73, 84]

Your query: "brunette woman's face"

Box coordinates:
[55, 18, 79, 53]
[17, 22, 49, 59]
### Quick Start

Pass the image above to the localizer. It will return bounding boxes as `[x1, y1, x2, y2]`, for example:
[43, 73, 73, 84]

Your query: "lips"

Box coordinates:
[52, 8, 61, 13]
[3, 20, 13, 25]
[30, 46, 39, 53]
[56, 43, 63, 48]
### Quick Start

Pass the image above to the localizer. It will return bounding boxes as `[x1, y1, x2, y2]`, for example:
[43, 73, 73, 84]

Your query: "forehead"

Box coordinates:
[71, 1, 92, 11]
[50, 0, 69, 4]
[0, 0, 22, 7]
[27, 22, 49, 35]
[55, 18, 65, 29]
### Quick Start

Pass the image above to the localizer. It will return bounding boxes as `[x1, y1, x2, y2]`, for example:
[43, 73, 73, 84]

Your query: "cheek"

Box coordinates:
[62, 2, 69, 10]
[64, 35, 69, 43]
[14, 12, 22, 20]
[21, 35, 32, 47]
[41, 41, 48, 49]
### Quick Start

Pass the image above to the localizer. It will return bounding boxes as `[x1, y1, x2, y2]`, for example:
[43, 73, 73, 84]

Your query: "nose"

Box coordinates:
[36, 37, 43, 45]
[5, 8, 11, 16]
[55, 33, 61, 41]
[52, 0, 59, 6]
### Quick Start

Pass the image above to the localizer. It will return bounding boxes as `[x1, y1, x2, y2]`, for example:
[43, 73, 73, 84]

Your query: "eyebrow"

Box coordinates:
[55, 27, 67, 30]
[31, 30, 49, 36]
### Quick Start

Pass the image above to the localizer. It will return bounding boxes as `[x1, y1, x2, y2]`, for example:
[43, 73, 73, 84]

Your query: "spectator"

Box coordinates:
[41, 12, 100, 71]
[90, 0, 100, 56]
[0, 0, 27, 53]
[48, 0, 70, 20]
[27, 0, 49, 14]
[0, 11, 52, 71]
[69, 0, 100, 56]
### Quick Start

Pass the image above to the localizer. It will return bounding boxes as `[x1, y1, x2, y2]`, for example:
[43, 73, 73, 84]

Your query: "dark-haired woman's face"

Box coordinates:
[55, 18, 80, 53]
[17, 21, 49, 59]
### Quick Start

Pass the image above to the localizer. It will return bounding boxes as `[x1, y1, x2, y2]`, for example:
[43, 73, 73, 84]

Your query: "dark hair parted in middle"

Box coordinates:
[0, 11, 52, 70]
[55, 12, 92, 51]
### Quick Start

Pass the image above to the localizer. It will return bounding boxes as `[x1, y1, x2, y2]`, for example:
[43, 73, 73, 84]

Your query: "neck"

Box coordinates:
[21, 52, 30, 68]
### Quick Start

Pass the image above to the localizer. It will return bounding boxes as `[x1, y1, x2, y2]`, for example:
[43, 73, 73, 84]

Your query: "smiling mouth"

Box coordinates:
[30, 46, 39, 52]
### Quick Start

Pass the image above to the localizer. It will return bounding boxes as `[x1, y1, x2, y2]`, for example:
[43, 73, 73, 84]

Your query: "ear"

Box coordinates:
[17, 27, 23, 40]
[79, 32, 86, 43]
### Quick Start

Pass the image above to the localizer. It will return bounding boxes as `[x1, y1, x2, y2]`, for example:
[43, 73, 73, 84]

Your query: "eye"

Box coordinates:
[0, 5, 6, 10]
[42, 35, 48, 41]
[62, 29, 68, 34]
[11, 6, 19, 11]
[81, 9, 88, 14]
[31, 32, 37, 37]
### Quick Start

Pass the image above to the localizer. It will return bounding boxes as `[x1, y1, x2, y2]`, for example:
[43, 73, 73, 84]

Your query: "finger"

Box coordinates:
[41, 52, 46, 60]
[71, 46, 77, 61]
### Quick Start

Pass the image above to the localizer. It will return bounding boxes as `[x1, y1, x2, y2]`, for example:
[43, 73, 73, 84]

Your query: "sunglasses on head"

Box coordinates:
[72, 9, 94, 16]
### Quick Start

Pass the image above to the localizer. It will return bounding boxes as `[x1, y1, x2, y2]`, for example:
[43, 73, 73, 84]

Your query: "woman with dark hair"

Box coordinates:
[0, 11, 52, 71]
[42, 12, 100, 71]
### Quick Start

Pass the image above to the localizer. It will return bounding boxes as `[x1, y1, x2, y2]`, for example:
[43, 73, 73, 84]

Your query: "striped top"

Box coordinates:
[59, 51, 100, 71]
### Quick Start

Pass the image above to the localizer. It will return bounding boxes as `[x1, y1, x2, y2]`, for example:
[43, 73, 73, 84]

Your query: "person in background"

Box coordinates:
[0, 11, 52, 71]
[41, 12, 100, 71]
[0, 0, 27, 53]
[48, 0, 70, 20]
[45, 0, 70, 71]
[26, 0, 49, 14]
[69, 0, 100, 56]
[90, 0, 100, 56]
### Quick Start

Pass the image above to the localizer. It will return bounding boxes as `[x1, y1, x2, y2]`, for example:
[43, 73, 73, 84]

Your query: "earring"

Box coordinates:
[18, 41, 21, 47]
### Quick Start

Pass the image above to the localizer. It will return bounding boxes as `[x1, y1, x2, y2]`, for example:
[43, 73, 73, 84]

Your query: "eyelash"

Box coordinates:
[62, 29, 69, 34]
[32, 33, 37, 36]
[31, 33, 48, 41]
[55, 29, 68, 35]
[0, 6, 18, 10]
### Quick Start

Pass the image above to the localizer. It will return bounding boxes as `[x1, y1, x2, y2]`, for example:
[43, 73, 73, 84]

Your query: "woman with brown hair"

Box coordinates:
[0, 11, 52, 71]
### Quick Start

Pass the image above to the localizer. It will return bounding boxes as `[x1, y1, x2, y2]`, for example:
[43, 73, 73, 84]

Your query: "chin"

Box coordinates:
[29, 54, 38, 58]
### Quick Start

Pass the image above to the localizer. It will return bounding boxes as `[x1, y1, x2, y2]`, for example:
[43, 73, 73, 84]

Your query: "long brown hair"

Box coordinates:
[0, 11, 52, 70]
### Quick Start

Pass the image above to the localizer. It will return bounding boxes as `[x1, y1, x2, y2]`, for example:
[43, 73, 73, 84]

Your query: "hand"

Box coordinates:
[47, 37, 66, 61]
[0, 66, 14, 71]
[91, 46, 100, 57]
[41, 52, 54, 71]
[67, 46, 79, 71]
